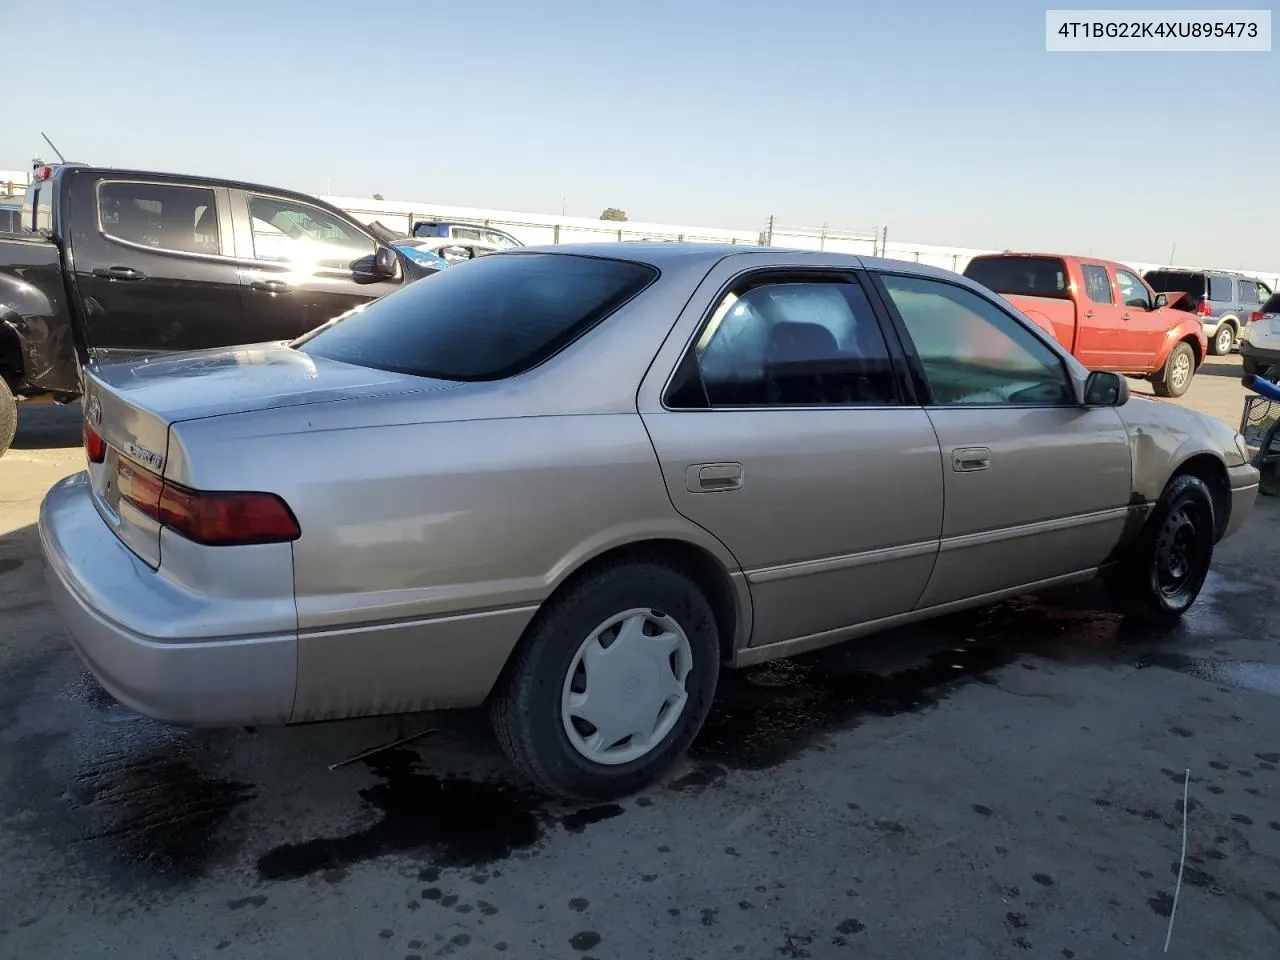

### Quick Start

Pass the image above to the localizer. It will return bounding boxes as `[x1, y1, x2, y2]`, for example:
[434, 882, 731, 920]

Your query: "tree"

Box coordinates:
[599, 207, 628, 222]
[372, 193, 384, 201]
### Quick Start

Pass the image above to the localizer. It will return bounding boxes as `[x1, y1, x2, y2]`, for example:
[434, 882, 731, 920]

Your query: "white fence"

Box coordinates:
[4, 168, 1276, 285]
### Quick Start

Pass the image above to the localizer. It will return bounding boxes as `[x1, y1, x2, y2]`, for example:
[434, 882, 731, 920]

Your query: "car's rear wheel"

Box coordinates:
[1152, 342, 1196, 398]
[1108, 474, 1215, 621]
[1210, 323, 1235, 356]
[490, 558, 719, 800]
[0, 378, 17, 459]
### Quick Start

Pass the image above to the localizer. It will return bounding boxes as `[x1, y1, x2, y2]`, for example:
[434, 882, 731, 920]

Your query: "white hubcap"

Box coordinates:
[561, 608, 693, 766]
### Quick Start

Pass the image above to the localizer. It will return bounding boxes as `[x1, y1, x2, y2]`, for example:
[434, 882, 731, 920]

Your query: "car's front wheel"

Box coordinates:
[491, 558, 720, 800]
[1109, 474, 1215, 621]
[1152, 342, 1196, 398]
[1210, 322, 1235, 357]
[0, 378, 17, 459]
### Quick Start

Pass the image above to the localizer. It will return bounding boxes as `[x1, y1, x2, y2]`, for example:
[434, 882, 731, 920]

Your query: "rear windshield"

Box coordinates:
[1144, 271, 1205, 299]
[1262, 293, 1280, 315]
[963, 256, 1068, 298]
[296, 252, 657, 381]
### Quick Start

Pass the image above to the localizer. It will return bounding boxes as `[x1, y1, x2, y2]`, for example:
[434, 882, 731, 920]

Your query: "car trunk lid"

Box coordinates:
[81, 342, 456, 567]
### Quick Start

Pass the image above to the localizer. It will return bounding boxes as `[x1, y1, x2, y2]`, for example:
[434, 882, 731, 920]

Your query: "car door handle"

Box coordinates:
[250, 279, 291, 294]
[685, 462, 743, 493]
[92, 266, 145, 281]
[952, 447, 991, 472]
[1121, 313, 1131, 321]
[1083, 310, 1095, 319]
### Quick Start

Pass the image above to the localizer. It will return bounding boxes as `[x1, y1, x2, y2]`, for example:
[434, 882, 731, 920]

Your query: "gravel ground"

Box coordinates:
[1, 356, 1276, 960]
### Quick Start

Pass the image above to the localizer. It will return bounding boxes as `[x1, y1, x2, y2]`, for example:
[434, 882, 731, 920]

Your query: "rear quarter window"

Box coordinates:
[1208, 276, 1234, 302]
[1262, 293, 1280, 315]
[963, 257, 1068, 298]
[296, 252, 657, 381]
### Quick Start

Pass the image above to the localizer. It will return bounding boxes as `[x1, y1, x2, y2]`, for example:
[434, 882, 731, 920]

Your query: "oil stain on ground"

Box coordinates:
[693, 587, 1172, 771]
[257, 748, 544, 881]
[72, 749, 254, 881]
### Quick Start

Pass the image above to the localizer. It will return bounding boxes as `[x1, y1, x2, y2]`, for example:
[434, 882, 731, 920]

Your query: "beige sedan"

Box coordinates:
[40, 245, 1259, 800]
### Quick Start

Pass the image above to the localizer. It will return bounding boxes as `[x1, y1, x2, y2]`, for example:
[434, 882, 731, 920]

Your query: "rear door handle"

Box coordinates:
[952, 447, 991, 472]
[1121, 313, 1132, 321]
[685, 462, 743, 493]
[1083, 310, 1095, 319]
[92, 266, 145, 281]
[250, 279, 291, 294]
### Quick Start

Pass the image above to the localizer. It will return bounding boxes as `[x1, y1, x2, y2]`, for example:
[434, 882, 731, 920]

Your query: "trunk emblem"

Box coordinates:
[87, 395, 103, 426]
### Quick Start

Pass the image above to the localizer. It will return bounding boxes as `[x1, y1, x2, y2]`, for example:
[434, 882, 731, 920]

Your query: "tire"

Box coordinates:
[490, 558, 720, 800]
[1151, 342, 1196, 398]
[1210, 323, 1235, 357]
[1108, 474, 1215, 622]
[0, 378, 17, 459]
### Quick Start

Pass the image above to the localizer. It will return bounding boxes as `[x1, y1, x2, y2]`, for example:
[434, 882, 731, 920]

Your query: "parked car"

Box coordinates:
[411, 219, 523, 250]
[0, 164, 436, 458]
[964, 253, 1207, 397]
[1239, 291, 1280, 378]
[40, 245, 1257, 800]
[1142, 268, 1273, 357]
[407, 234, 506, 265]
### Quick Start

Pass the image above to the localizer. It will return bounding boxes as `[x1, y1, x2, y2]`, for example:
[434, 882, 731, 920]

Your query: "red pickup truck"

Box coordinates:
[963, 253, 1207, 398]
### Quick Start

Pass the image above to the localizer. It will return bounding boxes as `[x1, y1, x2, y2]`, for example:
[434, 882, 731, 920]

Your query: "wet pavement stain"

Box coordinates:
[71, 751, 253, 881]
[693, 588, 1169, 771]
[560, 804, 624, 834]
[1138, 653, 1280, 698]
[256, 748, 543, 881]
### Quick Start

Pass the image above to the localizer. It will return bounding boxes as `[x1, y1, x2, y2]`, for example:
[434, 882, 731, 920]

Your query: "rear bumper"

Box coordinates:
[1239, 341, 1280, 363]
[39, 473, 297, 726]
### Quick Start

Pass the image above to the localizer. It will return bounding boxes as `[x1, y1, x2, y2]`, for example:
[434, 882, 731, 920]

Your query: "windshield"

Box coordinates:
[296, 252, 657, 380]
[1144, 271, 1205, 299]
[964, 256, 1069, 298]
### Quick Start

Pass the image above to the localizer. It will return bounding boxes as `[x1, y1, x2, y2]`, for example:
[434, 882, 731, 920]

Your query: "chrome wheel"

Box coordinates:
[560, 608, 693, 766]
[1170, 351, 1192, 391]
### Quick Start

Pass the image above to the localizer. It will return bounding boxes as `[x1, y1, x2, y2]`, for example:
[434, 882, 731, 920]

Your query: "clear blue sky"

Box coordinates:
[8, 0, 1278, 267]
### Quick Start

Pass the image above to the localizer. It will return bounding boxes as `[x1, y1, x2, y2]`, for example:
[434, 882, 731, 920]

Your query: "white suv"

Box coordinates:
[1240, 293, 1280, 379]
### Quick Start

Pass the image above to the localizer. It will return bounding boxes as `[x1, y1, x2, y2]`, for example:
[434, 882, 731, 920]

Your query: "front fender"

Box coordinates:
[0, 259, 81, 395]
[1153, 313, 1207, 370]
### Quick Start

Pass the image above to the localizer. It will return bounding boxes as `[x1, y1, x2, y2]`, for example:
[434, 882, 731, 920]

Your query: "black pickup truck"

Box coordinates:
[0, 164, 437, 456]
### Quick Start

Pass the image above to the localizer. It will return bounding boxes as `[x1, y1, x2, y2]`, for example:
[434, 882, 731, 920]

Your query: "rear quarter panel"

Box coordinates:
[0, 236, 80, 392]
[999, 293, 1077, 350]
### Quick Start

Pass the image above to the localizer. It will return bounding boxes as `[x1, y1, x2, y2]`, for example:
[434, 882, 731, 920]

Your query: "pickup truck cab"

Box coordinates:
[0, 164, 436, 456]
[964, 253, 1207, 398]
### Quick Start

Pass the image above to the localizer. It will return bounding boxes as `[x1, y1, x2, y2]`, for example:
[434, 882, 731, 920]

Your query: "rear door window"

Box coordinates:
[296, 253, 657, 380]
[98, 181, 222, 256]
[1208, 276, 1234, 302]
[1239, 280, 1261, 305]
[1080, 264, 1113, 303]
[963, 257, 1068, 298]
[1144, 272, 1204, 300]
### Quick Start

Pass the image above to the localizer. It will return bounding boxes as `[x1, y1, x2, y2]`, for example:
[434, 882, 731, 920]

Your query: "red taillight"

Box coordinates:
[115, 458, 300, 546]
[83, 423, 106, 463]
[1196, 301, 1213, 317]
[33, 165, 53, 181]
[1250, 311, 1265, 323]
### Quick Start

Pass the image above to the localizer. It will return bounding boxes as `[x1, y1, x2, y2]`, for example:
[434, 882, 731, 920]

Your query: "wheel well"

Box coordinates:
[1181, 335, 1204, 367]
[1170, 454, 1230, 540]
[558, 539, 742, 662]
[0, 321, 22, 386]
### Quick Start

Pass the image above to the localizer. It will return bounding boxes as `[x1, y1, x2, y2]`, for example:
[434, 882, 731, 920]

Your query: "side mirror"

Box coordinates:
[373, 245, 398, 278]
[1153, 292, 1169, 309]
[1083, 370, 1130, 407]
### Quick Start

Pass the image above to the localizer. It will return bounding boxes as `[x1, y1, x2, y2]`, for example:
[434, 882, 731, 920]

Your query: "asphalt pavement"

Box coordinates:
[1, 357, 1277, 960]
